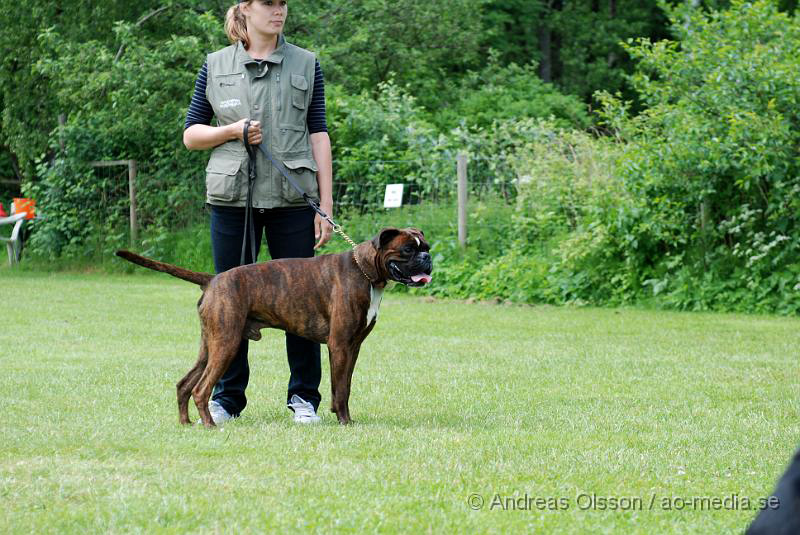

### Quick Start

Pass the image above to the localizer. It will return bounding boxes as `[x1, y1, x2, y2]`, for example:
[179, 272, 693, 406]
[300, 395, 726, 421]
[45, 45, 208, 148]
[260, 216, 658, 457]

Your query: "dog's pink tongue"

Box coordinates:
[411, 274, 432, 284]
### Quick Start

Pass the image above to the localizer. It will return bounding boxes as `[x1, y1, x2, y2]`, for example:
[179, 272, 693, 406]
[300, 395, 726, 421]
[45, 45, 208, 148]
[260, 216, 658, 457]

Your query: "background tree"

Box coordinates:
[0, 1, 172, 180]
[285, 0, 487, 111]
[481, 0, 672, 105]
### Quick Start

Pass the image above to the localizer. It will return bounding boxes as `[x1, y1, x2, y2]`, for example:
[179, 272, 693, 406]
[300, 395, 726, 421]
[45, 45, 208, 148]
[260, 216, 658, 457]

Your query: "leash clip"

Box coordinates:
[304, 194, 340, 232]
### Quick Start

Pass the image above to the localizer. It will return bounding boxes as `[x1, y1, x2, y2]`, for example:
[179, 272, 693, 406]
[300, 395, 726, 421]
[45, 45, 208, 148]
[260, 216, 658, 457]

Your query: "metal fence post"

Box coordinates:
[457, 153, 468, 248]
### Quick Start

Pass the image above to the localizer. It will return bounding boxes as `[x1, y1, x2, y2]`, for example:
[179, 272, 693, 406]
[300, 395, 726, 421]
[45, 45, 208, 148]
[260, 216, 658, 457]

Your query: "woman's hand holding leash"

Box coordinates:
[314, 201, 333, 250]
[233, 118, 262, 145]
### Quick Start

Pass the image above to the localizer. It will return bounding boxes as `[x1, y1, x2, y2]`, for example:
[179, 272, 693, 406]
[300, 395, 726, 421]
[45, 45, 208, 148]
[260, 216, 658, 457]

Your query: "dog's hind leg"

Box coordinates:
[177, 336, 208, 425]
[192, 333, 241, 428]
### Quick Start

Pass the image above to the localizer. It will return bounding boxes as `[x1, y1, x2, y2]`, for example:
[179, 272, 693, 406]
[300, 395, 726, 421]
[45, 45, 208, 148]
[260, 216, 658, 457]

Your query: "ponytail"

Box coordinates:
[224, 3, 249, 47]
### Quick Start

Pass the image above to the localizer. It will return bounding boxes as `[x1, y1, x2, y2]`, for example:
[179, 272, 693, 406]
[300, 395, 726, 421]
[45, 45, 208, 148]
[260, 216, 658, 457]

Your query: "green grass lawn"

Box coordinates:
[0, 269, 797, 534]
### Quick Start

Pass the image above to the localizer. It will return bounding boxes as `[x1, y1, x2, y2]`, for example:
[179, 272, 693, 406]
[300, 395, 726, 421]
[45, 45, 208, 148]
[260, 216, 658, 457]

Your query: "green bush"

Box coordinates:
[327, 81, 454, 201]
[431, 55, 591, 131]
[23, 14, 218, 259]
[496, 121, 631, 305]
[596, 0, 800, 313]
[327, 82, 588, 209]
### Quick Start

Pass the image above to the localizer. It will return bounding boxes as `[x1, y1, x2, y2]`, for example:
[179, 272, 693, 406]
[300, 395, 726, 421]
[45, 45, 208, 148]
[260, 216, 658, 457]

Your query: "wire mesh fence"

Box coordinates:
[332, 158, 519, 209]
[90, 154, 521, 248]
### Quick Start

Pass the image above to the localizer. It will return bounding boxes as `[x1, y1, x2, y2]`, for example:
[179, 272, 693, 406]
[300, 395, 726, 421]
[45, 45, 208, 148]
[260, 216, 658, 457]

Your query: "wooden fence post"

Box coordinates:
[457, 153, 468, 248]
[128, 159, 138, 247]
[89, 159, 139, 248]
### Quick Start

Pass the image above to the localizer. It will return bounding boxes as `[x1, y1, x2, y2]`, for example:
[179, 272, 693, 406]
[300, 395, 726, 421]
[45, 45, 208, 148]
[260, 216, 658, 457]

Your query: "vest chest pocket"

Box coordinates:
[206, 156, 245, 202]
[280, 158, 318, 204]
[290, 74, 308, 110]
[215, 72, 245, 87]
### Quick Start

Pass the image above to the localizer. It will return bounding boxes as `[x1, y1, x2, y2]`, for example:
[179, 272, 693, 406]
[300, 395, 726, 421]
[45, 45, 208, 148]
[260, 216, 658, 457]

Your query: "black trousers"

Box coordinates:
[208, 204, 321, 416]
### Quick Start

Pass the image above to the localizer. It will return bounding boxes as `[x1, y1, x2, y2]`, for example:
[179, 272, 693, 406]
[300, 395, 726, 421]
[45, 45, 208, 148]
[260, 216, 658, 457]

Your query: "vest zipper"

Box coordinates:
[276, 72, 282, 112]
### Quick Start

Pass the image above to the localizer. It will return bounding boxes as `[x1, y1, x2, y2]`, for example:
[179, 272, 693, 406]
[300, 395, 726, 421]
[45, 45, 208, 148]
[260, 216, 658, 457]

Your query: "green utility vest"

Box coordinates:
[204, 35, 319, 208]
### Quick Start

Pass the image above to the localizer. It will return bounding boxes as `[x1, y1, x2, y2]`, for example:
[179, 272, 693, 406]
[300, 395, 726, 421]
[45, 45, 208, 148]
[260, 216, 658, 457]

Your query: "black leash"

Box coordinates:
[238, 120, 373, 282]
[254, 138, 338, 231]
[240, 120, 258, 266]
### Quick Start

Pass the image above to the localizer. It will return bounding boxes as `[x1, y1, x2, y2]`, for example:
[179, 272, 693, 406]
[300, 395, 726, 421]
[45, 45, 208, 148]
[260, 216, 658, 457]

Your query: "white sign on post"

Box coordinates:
[383, 184, 404, 208]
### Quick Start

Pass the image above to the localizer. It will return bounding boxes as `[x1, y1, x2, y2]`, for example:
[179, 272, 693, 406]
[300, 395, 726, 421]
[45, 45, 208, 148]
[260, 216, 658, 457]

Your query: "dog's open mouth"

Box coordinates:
[390, 262, 433, 286]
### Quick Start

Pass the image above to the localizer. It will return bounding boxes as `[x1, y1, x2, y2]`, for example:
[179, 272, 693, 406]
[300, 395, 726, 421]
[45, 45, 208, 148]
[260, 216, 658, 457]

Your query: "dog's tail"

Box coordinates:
[116, 250, 213, 287]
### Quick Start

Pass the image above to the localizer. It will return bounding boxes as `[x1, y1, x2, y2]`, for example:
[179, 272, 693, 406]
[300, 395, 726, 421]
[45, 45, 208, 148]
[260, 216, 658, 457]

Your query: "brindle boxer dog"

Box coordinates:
[116, 227, 432, 426]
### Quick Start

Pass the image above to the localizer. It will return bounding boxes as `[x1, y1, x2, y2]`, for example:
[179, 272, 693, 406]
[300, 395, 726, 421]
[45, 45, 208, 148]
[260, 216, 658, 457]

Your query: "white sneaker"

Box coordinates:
[288, 395, 321, 424]
[196, 400, 234, 426]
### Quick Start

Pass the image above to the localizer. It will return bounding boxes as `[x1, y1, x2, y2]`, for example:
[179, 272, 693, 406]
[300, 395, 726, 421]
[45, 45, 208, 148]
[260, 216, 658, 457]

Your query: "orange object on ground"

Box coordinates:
[12, 198, 35, 220]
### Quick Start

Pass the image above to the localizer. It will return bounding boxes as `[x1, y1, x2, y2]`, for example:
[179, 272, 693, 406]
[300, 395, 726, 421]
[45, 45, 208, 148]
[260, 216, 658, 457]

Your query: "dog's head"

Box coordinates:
[372, 227, 433, 287]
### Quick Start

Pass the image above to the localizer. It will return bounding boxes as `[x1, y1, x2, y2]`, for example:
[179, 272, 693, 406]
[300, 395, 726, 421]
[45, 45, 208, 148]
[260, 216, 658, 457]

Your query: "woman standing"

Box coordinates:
[183, 0, 332, 424]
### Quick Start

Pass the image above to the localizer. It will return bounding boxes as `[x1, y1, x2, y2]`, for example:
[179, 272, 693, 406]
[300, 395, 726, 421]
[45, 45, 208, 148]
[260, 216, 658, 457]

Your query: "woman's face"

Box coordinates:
[242, 0, 288, 38]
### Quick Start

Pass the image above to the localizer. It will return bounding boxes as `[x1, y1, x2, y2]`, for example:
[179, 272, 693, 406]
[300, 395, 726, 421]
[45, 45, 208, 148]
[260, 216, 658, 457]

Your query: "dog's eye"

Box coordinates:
[403, 245, 414, 254]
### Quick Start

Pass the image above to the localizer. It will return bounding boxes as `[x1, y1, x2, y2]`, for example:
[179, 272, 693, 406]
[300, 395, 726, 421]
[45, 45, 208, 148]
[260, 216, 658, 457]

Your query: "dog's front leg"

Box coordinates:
[328, 342, 360, 425]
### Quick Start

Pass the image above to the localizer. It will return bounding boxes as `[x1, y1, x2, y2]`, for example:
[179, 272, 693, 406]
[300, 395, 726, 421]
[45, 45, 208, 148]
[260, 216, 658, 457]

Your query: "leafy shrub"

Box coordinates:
[432, 55, 591, 131]
[327, 82, 582, 211]
[498, 121, 632, 304]
[327, 81, 454, 201]
[24, 13, 217, 259]
[596, 0, 800, 313]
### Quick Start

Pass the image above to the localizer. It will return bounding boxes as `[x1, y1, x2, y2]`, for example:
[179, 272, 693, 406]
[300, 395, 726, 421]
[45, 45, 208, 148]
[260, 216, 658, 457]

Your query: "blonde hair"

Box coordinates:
[225, 2, 250, 47]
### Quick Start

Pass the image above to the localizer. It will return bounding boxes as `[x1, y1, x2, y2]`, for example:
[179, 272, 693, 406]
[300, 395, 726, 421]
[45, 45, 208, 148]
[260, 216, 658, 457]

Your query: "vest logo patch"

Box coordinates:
[219, 99, 241, 109]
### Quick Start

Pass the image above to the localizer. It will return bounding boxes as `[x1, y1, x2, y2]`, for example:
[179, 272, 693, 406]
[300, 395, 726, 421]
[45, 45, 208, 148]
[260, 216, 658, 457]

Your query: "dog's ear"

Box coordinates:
[372, 227, 401, 250]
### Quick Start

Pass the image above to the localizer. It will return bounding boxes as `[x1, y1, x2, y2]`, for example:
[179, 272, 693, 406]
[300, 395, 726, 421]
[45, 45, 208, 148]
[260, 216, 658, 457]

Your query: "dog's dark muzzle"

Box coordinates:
[390, 253, 433, 287]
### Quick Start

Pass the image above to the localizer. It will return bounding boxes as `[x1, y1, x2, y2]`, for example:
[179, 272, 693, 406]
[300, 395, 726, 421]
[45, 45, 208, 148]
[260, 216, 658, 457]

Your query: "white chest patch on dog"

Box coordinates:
[367, 286, 384, 325]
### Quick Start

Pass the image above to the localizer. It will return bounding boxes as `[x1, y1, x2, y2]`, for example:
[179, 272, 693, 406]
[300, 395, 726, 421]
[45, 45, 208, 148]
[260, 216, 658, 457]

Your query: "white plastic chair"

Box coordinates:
[0, 211, 27, 265]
